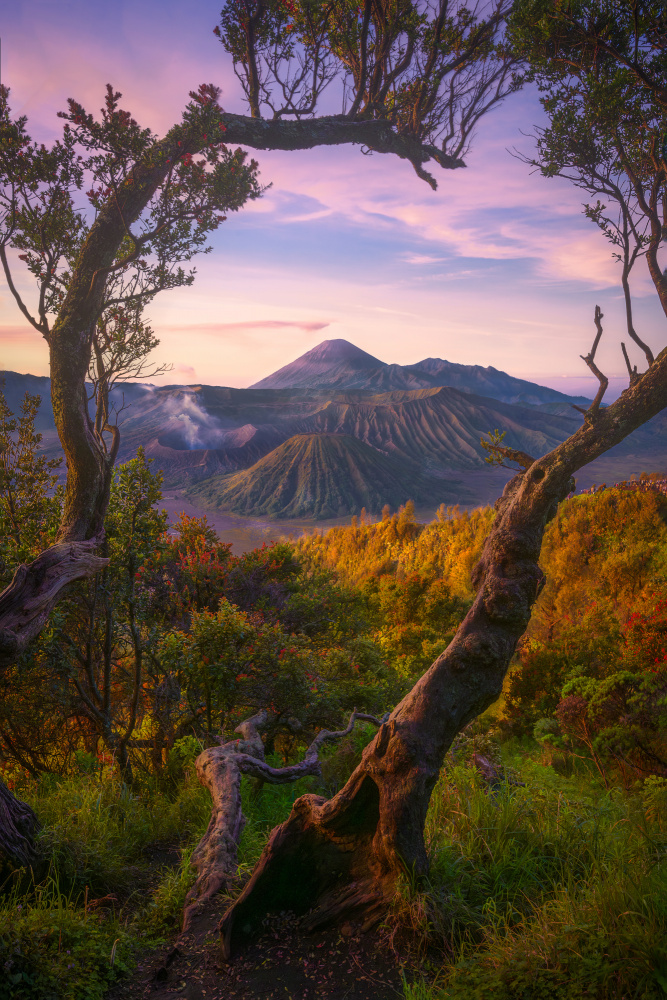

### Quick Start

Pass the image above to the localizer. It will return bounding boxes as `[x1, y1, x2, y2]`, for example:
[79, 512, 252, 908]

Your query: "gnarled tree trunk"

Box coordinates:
[0, 780, 40, 865]
[183, 709, 385, 935]
[220, 342, 667, 957]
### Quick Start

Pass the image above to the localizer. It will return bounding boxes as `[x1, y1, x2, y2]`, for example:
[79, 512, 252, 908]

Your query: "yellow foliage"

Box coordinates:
[296, 502, 494, 600]
[296, 486, 667, 631]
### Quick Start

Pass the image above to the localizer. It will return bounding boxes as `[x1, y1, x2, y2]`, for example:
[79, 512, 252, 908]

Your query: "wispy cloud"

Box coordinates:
[402, 254, 447, 265]
[161, 319, 331, 334]
[173, 363, 197, 380]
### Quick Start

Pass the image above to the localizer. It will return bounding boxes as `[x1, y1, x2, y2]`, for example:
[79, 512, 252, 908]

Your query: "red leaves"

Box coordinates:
[189, 83, 222, 107]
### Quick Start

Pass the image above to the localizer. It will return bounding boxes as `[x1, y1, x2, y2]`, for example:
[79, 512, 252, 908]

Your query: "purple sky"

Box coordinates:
[1, 0, 664, 399]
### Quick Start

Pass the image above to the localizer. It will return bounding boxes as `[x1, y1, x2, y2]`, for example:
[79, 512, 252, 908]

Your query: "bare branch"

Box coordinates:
[0, 247, 49, 337]
[621, 341, 640, 385]
[578, 305, 609, 417]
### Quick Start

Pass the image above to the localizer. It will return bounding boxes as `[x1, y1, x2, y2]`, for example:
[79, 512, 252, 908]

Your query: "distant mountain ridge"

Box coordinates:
[249, 338, 591, 407]
[4, 338, 665, 518]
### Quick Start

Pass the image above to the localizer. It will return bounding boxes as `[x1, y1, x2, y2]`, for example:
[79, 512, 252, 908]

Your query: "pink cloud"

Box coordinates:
[172, 363, 197, 380]
[160, 319, 331, 335]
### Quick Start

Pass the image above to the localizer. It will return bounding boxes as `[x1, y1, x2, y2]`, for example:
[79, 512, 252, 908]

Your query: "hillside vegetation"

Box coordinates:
[296, 500, 495, 594]
[297, 479, 667, 767]
[1, 416, 666, 998]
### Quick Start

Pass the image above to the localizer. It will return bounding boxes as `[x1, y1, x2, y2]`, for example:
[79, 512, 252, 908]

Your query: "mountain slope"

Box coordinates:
[250, 339, 383, 390]
[5, 369, 665, 510]
[248, 338, 591, 406]
[289, 386, 581, 471]
[186, 433, 464, 518]
[126, 384, 581, 484]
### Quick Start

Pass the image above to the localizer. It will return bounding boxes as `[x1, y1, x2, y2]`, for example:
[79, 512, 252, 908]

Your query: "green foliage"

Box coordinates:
[0, 770, 212, 999]
[159, 596, 390, 741]
[503, 603, 623, 734]
[479, 428, 507, 467]
[21, 775, 208, 901]
[397, 748, 667, 1000]
[106, 446, 167, 568]
[0, 82, 263, 332]
[0, 885, 132, 1000]
[508, 0, 667, 376]
[0, 389, 62, 587]
[214, 0, 521, 171]
[501, 487, 667, 781]
[160, 600, 313, 735]
[363, 573, 469, 680]
[534, 488, 667, 626]
[8, 448, 172, 779]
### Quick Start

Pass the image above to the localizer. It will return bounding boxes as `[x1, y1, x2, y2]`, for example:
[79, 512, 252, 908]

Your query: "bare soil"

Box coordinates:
[108, 905, 405, 1000]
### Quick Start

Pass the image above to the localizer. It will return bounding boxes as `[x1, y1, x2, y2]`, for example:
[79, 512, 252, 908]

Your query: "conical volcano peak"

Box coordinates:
[300, 339, 383, 366]
[250, 338, 384, 389]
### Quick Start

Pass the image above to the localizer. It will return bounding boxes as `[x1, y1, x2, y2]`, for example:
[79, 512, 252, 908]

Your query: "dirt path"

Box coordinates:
[108, 905, 406, 1000]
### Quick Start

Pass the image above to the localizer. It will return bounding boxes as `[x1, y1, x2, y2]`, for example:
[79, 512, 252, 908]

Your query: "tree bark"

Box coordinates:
[220, 345, 667, 957]
[0, 539, 109, 668]
[218, 114, 466, 177]
[0, 779, 40, 865]
[183, 710, 384, 934]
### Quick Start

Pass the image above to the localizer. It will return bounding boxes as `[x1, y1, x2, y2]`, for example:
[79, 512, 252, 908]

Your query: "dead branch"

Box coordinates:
[0, 538, 109, 669]
[574, 305, 609, 418]
[182, 710, 384, 934]
[491, 447, 536, 473]
[621, 341, 641, 385]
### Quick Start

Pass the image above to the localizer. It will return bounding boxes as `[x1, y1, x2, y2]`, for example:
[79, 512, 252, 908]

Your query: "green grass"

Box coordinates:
[396, 748, 667, 1000]
[22, 773, 210, 901]
[3, 738, 666, 999]
[0, 770, 213, 999]
[0, 866, 133, 1000]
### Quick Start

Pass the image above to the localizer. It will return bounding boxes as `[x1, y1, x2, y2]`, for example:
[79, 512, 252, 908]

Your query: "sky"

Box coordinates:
[1, 0, 665, 400]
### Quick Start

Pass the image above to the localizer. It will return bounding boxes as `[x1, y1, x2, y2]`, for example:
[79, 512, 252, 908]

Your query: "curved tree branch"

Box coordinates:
[0, 537, 108, 668]
[218, 113, 466, 182]
[182, 709, 385, 934]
